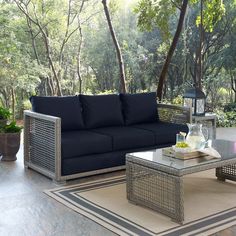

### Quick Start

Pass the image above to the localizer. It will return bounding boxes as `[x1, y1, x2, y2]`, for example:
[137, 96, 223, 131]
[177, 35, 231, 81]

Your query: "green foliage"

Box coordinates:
[0, 121, 22, 133]
[0, 0, 235, 126]
[216, 110, 236, 127]
[97, 90, 117, 95]
[23, 100, 32, 110]
[0, 2, 40, 119]
[196, 0, 225, 32]
[134, 0, 225, 37]
[134, 0, 176, 40]
[224, 103, 236, 112]
[172, 95, 183, 105]
[0, 107, 11, 120]
[0, 106, 22, 132]
[133, 0, 226, 92]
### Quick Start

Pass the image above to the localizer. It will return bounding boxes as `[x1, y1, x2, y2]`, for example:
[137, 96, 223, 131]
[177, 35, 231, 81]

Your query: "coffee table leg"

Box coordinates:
[216, 165, 236, 182]
[175, 176, 184, 224]
[216, 167, 225, 181]
[126, 161, 184, 224]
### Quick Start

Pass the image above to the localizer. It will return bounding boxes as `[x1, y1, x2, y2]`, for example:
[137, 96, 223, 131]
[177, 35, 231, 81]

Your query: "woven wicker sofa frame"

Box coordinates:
[24, 103, 192, 183]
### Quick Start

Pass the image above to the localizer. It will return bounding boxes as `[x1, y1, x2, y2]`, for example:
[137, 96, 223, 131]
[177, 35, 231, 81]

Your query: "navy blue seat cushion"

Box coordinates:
[61, 130, 112, 159]
[30, 96, 84, 131]
[92, 126, 155, 151]
[132, 122, 188, 145]
[62, 146, 159, 175]
[62, 151, 125, 175]
[120, 92, 159, 125]
[80, 94, 124, 129]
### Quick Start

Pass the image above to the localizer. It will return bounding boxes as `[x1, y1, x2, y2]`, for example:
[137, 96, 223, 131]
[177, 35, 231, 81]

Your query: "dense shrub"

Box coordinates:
[216, 110, 236, 127]
[172, 95, 183, 105]
[224, 103, 236, 112]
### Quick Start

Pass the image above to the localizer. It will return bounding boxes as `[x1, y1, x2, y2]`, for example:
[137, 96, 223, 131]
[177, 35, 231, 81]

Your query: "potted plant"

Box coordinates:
[0, 121, 22, 161]
[0, 107, 11, 127]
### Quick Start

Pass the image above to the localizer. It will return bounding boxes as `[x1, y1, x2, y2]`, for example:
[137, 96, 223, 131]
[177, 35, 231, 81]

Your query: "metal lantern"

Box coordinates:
[183, 88, 206, 116]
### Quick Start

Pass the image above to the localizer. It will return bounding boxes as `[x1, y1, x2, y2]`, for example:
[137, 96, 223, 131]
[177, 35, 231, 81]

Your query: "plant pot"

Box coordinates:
[0, 133, 21, 161]
[0, 120, 7, 157]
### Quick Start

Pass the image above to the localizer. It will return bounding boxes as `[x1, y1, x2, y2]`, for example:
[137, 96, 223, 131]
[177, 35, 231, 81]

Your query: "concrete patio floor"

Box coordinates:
[0, 128, 236, 236]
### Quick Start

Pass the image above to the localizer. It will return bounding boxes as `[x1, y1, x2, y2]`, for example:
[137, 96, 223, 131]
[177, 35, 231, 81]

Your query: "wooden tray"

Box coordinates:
[162, 147, 207, 160]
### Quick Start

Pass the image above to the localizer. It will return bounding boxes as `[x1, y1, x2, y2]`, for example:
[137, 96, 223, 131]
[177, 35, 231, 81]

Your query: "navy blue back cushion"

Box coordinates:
[80, 94, 124, 129]
[30, 96, 84, 131]
[120, 92, 159, 125]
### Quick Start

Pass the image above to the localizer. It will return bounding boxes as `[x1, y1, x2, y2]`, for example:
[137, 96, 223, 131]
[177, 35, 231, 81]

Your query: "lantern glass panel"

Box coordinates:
[196, 99, 205, 114]
[184, 98, 193, 108]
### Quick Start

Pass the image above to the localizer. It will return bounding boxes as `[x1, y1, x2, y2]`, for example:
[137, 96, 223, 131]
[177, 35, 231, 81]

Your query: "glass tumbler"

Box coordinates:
[176, 133, 185, 144]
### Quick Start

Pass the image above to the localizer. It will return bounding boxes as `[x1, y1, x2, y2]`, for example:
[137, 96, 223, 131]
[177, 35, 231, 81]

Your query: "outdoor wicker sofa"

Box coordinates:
[24, 92, 191, 183]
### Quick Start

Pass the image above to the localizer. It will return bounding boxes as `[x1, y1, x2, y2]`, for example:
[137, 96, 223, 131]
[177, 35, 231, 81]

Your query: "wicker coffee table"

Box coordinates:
[126, 139, 236, 224]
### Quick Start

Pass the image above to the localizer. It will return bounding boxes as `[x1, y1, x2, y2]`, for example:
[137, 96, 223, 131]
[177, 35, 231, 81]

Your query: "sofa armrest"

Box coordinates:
[24, 110, 62, 182]
[158, 103, 192, 124]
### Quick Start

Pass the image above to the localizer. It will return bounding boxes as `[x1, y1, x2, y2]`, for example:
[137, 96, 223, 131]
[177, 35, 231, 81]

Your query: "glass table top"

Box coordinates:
[128, 139, 236, 171]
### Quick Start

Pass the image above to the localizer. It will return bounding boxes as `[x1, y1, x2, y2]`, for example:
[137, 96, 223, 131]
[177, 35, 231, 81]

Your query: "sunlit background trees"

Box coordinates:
[0, 0, 235, 126]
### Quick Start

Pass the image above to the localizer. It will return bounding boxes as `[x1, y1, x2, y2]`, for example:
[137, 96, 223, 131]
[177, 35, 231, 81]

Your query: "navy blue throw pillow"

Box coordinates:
[30, 96, 84, 131]
[120, 92, 159, 125]
[80, 94, 124, 129]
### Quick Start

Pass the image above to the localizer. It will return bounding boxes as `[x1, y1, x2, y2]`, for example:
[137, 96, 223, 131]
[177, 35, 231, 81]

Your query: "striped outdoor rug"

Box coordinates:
[45, 170, 236, 236]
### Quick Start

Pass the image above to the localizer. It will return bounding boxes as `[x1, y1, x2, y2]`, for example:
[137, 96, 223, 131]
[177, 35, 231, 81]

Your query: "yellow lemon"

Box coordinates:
[176, 142, 189, 148]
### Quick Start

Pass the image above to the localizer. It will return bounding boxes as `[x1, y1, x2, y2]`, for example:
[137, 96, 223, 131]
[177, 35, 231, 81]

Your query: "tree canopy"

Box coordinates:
[0, 0, 235, 124]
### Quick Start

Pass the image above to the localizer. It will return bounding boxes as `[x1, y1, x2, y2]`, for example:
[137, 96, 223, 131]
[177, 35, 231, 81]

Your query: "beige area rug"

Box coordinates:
[45, 169, 236, 236]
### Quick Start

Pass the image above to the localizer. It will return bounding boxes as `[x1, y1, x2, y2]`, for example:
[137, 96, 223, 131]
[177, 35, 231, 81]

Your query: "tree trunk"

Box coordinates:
[77, 20, 83, 94]
[102, 0, 127, 93]
[19, 91, 24, 119]
[230, 72, 236, 103]
[157, 0, 188, 101]
[194, 45, 201, 87]
[197, 0, 203, 90]
[41, 31, 62, 96]
[182, 6, 189, 85]
[0, 96, 4, 107]
[26, 18, 40, 65]
[234, 90, 236, 103]
[14, 0, 62, 96]
[0, 89, 8, 108]
[11, 88, 15, 120]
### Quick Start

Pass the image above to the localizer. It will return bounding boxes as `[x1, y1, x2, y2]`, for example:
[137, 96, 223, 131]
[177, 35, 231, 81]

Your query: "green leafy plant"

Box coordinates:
[172, 95, 183, 105]
[216, 110, 236, 127]
[0, 121, 22, 133]
[0, 107, 11, 120]
[224, 103, 236, 112]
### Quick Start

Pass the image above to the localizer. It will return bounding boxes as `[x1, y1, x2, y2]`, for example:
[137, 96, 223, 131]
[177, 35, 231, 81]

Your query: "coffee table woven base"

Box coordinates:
[216, 164, 236, 182]
[126, 161, 184, 223]
[126, 141, 236, 224]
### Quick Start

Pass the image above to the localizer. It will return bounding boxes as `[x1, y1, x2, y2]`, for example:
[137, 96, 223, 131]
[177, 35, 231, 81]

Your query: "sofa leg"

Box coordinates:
[24, 164, 29, 169]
